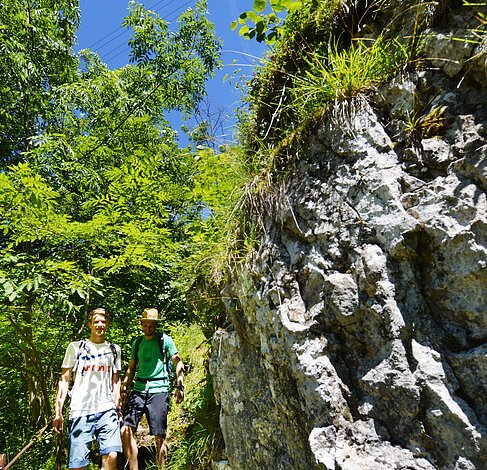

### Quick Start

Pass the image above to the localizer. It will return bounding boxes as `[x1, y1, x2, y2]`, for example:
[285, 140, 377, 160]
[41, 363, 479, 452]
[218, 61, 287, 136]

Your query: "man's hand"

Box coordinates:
[173, 355, 185, 404]
[174, 387, 184, 404]
[53, 415, 63, 434]
[120, 388, 131, 407]
[53, 367, 71, 434]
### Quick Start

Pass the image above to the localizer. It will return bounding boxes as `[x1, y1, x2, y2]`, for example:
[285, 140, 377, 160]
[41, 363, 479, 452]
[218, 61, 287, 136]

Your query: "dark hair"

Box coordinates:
[88, 308, 110, 323]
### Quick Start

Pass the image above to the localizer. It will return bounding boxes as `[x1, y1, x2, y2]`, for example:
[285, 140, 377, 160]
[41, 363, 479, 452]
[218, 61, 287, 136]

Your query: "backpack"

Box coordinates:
[133, 332, 174, 386]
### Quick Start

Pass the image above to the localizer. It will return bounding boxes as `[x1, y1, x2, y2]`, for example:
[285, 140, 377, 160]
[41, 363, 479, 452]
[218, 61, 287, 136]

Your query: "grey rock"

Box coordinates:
[210, 3, 487, 470]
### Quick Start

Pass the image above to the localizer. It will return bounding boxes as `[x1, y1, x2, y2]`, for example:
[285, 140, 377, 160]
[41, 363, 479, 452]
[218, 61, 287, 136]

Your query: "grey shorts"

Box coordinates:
[122, 391, 170, 436]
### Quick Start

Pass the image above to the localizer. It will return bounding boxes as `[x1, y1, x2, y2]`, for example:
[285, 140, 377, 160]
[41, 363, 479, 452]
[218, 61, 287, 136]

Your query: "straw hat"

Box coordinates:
[140, 308, 160, 322]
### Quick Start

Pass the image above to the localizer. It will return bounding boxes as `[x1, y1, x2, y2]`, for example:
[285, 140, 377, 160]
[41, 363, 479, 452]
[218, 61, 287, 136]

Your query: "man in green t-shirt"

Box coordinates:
[121, 308, 185, 469]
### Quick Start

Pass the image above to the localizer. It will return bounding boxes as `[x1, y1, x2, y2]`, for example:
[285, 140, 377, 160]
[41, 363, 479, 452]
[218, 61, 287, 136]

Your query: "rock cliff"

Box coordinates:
[210, 2, 486, 469]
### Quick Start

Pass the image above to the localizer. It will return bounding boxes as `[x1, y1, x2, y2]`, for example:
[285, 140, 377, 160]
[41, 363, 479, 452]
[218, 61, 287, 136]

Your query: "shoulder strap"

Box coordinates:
[156, 333, 173, 378]
[156, 332, 165, 354]
[109, 342, 117, 370]
[72, 339, 87, 376]
[133, 336, 144, 365]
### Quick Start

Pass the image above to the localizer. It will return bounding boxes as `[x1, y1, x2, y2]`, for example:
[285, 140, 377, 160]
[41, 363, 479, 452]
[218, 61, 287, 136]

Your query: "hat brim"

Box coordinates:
[140, 318, 159, 322]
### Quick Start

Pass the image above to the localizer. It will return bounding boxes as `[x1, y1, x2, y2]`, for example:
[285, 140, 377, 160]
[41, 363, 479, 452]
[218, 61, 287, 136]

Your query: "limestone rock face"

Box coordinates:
[210, 3, 486, 469]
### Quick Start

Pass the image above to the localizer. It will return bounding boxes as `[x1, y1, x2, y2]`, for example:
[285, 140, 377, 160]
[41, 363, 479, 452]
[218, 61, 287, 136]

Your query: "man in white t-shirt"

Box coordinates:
[53, 308, 122, 470]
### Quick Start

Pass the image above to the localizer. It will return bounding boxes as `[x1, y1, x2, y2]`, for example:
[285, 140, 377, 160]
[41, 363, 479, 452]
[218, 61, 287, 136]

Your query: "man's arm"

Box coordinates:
[172, 354, 185, 404]
[112, 372, 121, 410]
[53, 367, 72, 433]
[121, 359, 136, 405]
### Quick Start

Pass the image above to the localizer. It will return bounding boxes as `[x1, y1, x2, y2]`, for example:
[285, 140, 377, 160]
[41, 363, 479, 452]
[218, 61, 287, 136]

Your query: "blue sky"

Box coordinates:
[76, 0, 268, 144]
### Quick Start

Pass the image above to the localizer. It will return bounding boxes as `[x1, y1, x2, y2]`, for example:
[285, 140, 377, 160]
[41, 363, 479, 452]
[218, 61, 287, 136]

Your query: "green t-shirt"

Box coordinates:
[132, 333, 178, 393]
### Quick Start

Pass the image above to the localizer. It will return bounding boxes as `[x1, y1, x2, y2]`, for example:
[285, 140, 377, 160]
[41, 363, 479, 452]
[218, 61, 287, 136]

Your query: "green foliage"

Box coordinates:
[183, 141, 275, 335]
[124, 0, 222, 114]
[0, 0, 80, 165]
[290, 36, 410, 118]
[165, 323, 223, 469]
[240, 0, 430, 156]
[240, 0, 342, 147]
[0, 306, 70, 469]
[232, 0, 304, 44]
[0, 0, 222, 466]
[404, 104, 447, 141]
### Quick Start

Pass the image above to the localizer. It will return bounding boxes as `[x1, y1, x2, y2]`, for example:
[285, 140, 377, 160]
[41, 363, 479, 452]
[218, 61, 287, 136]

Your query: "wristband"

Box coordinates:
[176, 384, 185, 392]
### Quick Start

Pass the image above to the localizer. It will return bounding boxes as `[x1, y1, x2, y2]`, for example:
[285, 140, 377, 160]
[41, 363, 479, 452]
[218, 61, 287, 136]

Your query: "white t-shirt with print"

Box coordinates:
[62, 340, 121, 418]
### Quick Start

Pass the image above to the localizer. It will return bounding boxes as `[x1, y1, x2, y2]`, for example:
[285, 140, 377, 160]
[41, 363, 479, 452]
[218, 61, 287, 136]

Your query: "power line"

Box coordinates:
[86, 0, 180, 50]
[82, 0, 192, 67]
[82, 3, 201, 158]
[101, 0, 195, 65]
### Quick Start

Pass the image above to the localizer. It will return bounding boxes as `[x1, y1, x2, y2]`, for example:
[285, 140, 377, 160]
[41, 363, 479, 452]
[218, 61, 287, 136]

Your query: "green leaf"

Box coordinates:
[3, 281, 14, 296]
[268, 12, 278, 22]
[256, 31, 267, 42]
[270, 0, 285, 13]
[246, 11, 260, 23]
[239, 25, 250, 36]
[266, 31, 279, 45]
[256, 20, 266, 35]
[283, 0, 302, 10]
[253, 0, 267, 13]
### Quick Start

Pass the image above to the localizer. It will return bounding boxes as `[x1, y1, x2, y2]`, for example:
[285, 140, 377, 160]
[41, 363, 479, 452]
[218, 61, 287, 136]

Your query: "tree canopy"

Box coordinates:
[0, 0, 221, 465]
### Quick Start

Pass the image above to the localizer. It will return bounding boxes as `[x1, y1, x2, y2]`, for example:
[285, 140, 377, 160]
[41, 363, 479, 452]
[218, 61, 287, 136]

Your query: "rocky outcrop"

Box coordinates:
[210, 2, 486, 469]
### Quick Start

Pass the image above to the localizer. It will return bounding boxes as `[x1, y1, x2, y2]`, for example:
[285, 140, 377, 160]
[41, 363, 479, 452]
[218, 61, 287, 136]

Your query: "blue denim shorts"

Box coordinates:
[68, 409, 121, 468]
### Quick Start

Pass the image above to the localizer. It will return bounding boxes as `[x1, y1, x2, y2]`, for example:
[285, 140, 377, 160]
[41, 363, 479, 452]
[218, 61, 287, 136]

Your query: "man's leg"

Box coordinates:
[154, 435, 168, 469]
[95, 409, 122, 470]
[145, 392, 170, 468]
[121, 425, 139, 470]
[121, 391, 145, 470]
[101, 451, 118, 470]
[68, 415, 94, 469]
